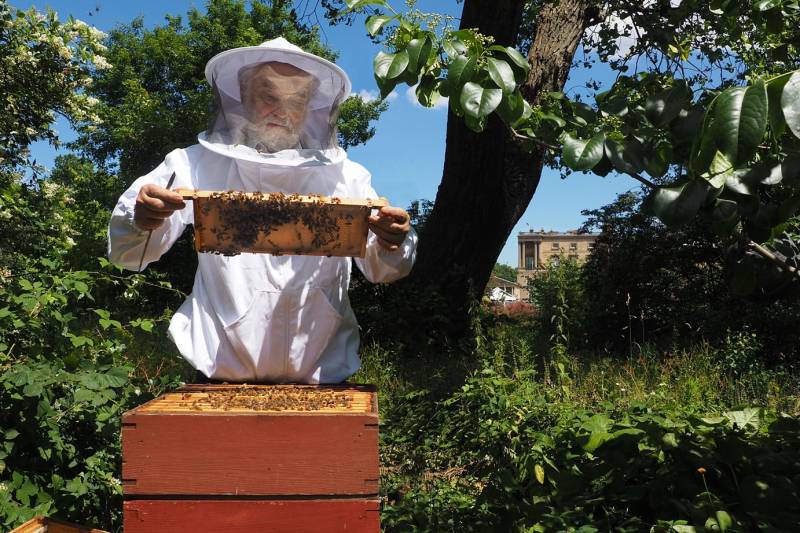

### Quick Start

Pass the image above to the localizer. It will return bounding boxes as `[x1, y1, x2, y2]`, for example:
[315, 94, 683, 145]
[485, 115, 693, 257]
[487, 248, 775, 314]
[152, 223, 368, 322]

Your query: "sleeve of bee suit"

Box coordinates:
[108, 149, 195, 271]
[345, 160, 418, 283]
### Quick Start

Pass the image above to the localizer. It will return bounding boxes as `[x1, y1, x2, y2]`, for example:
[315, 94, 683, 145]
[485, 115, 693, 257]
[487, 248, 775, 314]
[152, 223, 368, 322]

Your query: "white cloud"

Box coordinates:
[405, 84, 449, 110]
[355, 89, 379, 102]
[354, 88, 398, 103]
[585, 0, 683, 60]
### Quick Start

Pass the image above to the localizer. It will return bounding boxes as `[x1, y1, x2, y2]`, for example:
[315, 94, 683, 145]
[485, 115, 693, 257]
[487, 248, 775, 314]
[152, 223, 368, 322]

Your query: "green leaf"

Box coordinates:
[755, 0, 781, 10]
[415, 75, 442, 108]
[5, 429, 19, 440]
[387, 50, 409, 79]
[22, 382, 43, 397]
[463, 113, 486, 132]
[767, 72, 793, 137]
[704, 151, 735, 189]
[715, 511, 733, 531]
[710, 198, 739, 235]
[374, 50, 409, 81]
[644, 141, 672, 178]
[604, 138, 645, 175]
[365, 14, 394, 37]
[19, 279, 33, 291]
[460, 82, 502, 119]
[643, 179, 711, 227]
[645, 82, 690, 127]
[725, 407, 761, 429]
[778, 153, 800, 185]
[488, 45, 528, 73]
[534, 464, 545, 484]
[447, 55, 477, 94]
[709, 0, 730, 15]
[571, 102, 596, 126]
[346, 0, 388, 9]
[495, 91, 525, 125]
[442, 37, 468, 58]
[486, 58, 515, 93]
[562, 134, 605, 171]
[105, 366, 131, 387]
[599, 95, 628, 116]
[713, 80, 768, 164]
[781, 71, 800, 139]
[406, 36, 433, 74]
[74, 388, 94, 403]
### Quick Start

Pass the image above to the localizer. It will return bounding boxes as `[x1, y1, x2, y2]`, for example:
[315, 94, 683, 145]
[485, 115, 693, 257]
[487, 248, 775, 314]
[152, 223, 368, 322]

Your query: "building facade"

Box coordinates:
[516, 230, 599, 301]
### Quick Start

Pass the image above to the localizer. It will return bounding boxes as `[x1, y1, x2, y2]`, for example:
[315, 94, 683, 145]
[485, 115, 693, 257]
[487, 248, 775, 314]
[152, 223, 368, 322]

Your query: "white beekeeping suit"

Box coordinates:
[108, 38, 417, 383]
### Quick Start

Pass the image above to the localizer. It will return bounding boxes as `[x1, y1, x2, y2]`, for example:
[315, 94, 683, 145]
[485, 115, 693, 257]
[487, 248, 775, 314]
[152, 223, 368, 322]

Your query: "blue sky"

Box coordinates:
[17, 0, 637, 267]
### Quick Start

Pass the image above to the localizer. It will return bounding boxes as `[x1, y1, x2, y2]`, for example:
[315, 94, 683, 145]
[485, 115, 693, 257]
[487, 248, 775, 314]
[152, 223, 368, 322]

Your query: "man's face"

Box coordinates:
[241, 62, 314, 151]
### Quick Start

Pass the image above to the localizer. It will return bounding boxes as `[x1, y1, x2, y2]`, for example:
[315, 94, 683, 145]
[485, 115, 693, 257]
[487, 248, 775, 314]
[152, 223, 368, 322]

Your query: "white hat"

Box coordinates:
[204, 37, 351, 111]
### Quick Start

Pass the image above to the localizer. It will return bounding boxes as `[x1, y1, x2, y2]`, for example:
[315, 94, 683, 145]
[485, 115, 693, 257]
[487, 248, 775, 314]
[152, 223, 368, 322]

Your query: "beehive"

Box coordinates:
[122, 384, 380, 532]
[9, 516, 108, 533]
[177, 189, 388, 258]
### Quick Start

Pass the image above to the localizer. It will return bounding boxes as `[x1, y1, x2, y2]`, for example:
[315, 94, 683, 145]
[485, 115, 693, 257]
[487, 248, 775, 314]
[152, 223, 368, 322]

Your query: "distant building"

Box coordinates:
[516, 229, 599, 300]
[485, 274, 521, 302]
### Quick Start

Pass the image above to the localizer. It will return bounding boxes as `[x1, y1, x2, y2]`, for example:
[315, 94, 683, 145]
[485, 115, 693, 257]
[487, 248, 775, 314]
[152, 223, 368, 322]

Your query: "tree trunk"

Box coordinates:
[407, 0, 600, 323]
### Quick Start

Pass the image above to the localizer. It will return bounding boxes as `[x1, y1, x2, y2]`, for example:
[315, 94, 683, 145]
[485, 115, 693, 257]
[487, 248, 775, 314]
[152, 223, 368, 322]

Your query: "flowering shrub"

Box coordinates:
[0, 0, 108, 171]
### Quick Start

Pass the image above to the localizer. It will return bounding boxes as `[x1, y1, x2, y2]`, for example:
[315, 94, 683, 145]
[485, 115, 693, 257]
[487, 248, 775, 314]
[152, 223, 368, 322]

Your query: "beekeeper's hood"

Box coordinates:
[201, 37, 351, 166]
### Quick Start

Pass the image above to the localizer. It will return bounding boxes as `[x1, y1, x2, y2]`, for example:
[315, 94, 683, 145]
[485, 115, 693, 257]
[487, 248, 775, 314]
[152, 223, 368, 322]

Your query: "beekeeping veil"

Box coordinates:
[201, 37, 351, 163]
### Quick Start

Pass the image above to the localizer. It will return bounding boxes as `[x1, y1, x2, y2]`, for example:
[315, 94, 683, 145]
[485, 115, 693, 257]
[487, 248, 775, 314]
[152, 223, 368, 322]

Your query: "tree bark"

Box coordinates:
[407, 0, 600, 321]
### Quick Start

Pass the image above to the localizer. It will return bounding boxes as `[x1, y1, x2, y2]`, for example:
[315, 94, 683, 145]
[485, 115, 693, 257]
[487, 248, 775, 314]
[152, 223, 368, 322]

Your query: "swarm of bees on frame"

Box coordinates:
[195, 191, 348, 256]
[186, 385, 353, 412]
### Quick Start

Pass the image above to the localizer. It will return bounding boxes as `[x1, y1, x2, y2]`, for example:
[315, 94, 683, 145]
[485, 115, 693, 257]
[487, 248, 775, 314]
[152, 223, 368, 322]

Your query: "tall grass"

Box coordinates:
[355, 317, 800, 417]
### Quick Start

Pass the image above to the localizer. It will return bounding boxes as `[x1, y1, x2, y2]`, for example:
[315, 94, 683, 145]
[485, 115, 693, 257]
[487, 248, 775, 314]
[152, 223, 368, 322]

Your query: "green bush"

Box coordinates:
[527, 255, 587, 352]
[379, 361, 800, 532]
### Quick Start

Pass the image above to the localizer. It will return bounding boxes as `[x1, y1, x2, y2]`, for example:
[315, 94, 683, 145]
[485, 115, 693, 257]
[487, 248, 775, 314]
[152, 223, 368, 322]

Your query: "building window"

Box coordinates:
[525, 257, 534, 270]
[568, 254, 579, 261]
[569, 242, 578, 251]
[587, 242, 595, 250]
[550, 256, 560, 266]
[551, 242, 560, 251]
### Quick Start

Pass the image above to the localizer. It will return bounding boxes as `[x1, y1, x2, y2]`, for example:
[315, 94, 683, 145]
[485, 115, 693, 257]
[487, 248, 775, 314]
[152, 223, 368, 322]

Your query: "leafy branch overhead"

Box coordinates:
[346, 0, 800, 285]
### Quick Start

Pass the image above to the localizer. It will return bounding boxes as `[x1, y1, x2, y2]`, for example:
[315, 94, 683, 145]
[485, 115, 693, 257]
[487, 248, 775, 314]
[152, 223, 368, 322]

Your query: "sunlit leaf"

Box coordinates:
[562, 134, 605, 171]
[713, 80, 768, 164]
[781, 71, 800, 139]
[486, 57, 516, 93]
[460, 82, 502, 119]
[406, 36, 433, 73]
[447, 55, 477, 95]
[365, 14, 394, 37]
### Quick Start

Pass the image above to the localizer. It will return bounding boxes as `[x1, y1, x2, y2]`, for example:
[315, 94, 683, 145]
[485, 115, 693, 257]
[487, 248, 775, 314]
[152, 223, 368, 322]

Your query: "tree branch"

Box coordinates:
[748, 240, 800, 279]
[628, 171, 657, 189]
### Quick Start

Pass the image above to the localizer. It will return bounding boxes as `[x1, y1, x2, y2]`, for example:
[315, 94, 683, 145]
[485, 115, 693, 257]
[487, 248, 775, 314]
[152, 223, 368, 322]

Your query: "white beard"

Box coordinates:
[242, 120, 301, 152]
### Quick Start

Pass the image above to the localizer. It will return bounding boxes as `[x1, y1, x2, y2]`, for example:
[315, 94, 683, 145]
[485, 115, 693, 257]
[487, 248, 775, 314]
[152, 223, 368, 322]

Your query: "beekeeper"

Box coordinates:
[108, 38, 417, 384]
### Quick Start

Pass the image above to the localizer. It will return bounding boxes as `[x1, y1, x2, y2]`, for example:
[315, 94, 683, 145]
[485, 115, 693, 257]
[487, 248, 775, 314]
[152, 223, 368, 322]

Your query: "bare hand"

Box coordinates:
[368, 206, 410, 252]
[134, 184, 185, 231]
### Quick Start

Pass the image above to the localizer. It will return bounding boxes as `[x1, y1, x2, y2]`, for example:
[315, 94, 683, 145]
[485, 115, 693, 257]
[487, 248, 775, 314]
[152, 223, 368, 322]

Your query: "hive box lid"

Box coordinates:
[9, 516, 109, 533]
[125, 383, 378, 416]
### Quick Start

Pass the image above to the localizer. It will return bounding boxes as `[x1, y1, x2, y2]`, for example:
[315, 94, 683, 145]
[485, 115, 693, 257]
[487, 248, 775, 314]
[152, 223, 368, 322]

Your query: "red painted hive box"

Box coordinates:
[121, 383, 380, 532]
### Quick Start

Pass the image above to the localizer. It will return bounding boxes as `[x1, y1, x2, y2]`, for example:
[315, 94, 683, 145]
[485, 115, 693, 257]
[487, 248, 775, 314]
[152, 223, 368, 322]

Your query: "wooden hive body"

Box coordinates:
[9, 516, 108, 533]
[122, 384, 380, 532]
[178, 189, 388, 258]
